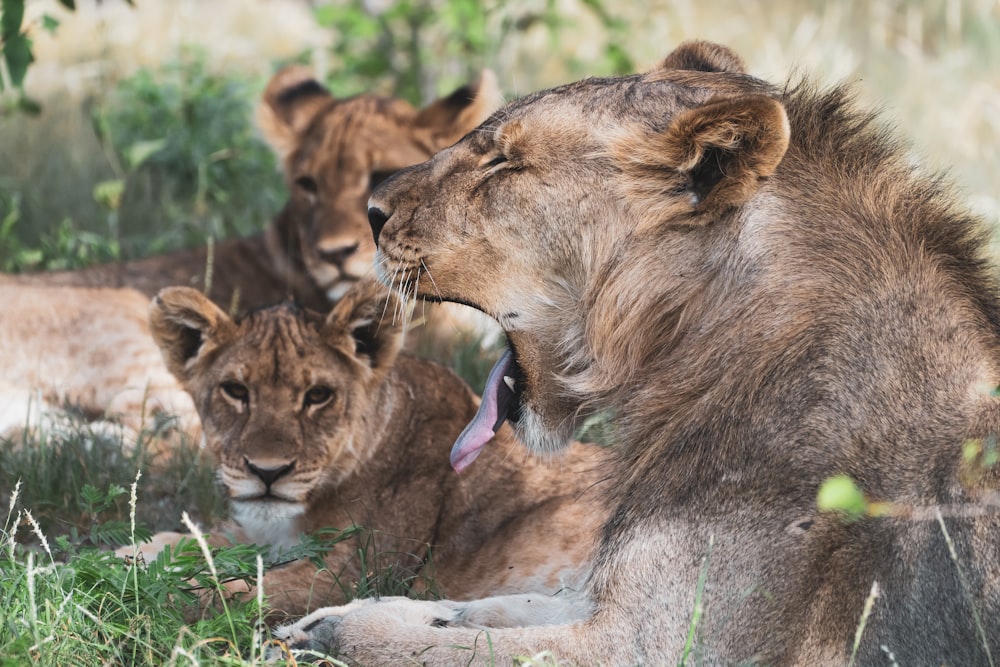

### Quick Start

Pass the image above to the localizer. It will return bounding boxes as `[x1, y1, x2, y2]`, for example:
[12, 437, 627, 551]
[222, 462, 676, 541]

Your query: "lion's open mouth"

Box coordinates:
[450, 346, 524, 472]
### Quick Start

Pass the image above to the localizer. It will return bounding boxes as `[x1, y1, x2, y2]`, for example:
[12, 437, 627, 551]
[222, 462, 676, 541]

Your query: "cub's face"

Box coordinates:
[150, 280, 401, 547]
[258, 67, 503, 301]
[369, 42, 788, 460]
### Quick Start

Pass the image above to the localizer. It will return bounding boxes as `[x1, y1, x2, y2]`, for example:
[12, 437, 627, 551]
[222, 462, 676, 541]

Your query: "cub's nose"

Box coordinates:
[368, 205, 390, 246]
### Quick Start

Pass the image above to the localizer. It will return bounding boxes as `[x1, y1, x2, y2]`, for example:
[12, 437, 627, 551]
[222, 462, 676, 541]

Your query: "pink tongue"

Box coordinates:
[450, 348, 516, 473]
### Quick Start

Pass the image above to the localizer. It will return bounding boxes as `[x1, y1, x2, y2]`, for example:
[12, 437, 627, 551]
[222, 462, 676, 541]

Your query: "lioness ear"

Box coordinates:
[322, 279, 403, 372]
[414, 69, 504, 150]
[257, 65, 333, 163]
[616, 95, 789, 223]
[657, 40, 747, 74]
[150, 287, 234, 381]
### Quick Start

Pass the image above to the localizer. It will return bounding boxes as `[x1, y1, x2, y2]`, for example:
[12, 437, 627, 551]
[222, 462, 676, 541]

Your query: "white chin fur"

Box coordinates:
[514, 406, 576, 456]
[230, 500, 306, 552]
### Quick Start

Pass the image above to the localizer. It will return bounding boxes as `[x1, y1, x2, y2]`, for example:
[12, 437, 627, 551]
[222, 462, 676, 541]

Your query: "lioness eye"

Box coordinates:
[304, 385, 333, 408]
[221, 381, 249, 402]
[294, 175, 318, 195]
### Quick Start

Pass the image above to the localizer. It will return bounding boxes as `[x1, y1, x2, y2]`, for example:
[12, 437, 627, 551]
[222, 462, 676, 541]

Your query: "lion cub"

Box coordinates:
[144, 279, 604, 619]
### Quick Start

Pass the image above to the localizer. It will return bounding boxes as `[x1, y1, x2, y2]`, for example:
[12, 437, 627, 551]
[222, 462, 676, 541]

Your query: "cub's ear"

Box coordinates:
[657, 40, 747, 74]
[322, 279, 403, 373]
[414, 69, 505, 150]
[615, 95, 789, 224]
[149, 287, 234, 381]
[257, 65, 333, 163]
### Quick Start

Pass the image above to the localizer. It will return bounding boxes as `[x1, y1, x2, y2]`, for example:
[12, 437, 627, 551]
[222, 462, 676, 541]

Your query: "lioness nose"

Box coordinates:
[245, 458, 295, 487]
[368, 206, 389, 245]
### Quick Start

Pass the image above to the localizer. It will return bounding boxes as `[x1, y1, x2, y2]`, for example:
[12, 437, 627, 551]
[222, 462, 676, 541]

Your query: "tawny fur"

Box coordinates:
[0, 70, 500, 432]
[141, 279, 605, 623]
[279, 41, 1000, 665]
[0, 285, 196, 438]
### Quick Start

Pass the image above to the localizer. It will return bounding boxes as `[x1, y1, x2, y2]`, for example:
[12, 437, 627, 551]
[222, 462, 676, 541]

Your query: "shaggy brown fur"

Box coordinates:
[279, 41, 1000, 665]
[140, 279, 604, 622]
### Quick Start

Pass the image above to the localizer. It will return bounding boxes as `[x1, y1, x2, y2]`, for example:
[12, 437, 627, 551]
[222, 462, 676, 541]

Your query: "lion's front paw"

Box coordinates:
[269, 597, 463, 660]
[277, 615, 343, 657]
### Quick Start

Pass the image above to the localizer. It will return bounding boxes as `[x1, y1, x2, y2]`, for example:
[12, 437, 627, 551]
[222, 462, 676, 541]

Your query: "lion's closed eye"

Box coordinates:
[480, 154, 508, 170]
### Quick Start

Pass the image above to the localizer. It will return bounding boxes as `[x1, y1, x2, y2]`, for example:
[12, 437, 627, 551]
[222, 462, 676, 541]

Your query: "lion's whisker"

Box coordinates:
[420, 259, 445, 302]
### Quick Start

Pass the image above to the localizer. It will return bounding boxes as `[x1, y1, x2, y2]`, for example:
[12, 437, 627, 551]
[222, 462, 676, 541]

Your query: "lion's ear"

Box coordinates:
[150, 287, 234, 381]
[322, 279, 403, 373]
[657, 41, 747, 74]
[616, 95, 789, 223]
[414, 70, 504, 150]
[257, 65, 333, 163]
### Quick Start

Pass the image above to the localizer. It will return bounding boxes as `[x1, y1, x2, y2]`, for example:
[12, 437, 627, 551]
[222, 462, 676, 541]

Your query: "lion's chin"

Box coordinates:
[512, 405, 578, 456]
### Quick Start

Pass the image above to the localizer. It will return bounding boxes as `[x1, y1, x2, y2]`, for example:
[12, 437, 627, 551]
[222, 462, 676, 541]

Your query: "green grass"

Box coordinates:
[0, 407, 447, 666]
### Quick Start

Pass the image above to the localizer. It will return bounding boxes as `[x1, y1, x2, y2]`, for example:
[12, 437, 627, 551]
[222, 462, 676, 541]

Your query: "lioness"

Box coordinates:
[0, 284, 196, 438]
[143, 279, 604, 619]
[278, 42, 1000, 664]
[8, 66, 499, 312]
[1, 70, 499, 433]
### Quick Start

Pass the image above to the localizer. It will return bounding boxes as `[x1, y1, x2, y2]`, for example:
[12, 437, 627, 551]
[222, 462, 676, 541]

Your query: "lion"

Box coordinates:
[276, 41, 1000, 665]
[138, 278, 604, 621]
[1, 69, 499, 434]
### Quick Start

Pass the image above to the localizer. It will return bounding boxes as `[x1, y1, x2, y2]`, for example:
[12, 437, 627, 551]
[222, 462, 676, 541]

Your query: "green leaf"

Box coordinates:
[817, 474, 868, 520]
[57, 0, 75, 9]
[124, 137, 167, 168]
[1, 0, 25, 38]
[2, 31, 33, 87]
[93, 179, 124, 210]
[41, 13, 59, 33]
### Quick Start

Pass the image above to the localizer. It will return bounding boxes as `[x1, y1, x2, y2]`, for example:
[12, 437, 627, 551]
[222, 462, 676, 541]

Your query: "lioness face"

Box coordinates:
[369, 43, 788, 467]
[150, 280, 402, 547]
[258, 67, 503, 301]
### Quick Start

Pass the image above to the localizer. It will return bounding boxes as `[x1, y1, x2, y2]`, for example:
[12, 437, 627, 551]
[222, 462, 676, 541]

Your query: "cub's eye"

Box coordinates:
[303, 385, 334, 408]
[221, 381, 249, 403]
[481, 154, 507, 169]
[294, 175, 318, 195]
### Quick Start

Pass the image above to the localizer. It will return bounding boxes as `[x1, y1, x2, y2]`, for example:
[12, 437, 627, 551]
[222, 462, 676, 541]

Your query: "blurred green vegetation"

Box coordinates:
[313, 0, 632, 102]
[0, 51, 284, 272]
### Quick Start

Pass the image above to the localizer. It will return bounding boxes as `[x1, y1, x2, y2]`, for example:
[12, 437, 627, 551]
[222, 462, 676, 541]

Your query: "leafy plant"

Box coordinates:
[92, 50, 284, 257]
[0, 0, 81, 115]
[313, 0, 632, 104]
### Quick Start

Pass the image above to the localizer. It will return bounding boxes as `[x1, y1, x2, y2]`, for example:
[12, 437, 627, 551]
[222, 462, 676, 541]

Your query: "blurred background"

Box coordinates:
[1, 0, 998, 274]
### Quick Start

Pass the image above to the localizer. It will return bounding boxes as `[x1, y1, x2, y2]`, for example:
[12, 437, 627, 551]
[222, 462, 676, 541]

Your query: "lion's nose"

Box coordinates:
[245, 458, 295, 488]
[368, 205, 390, 245]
